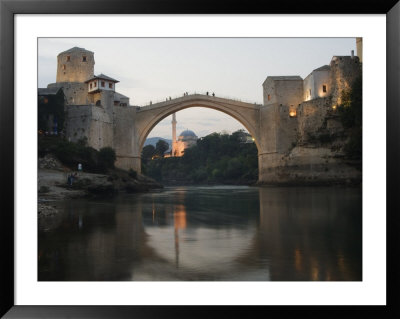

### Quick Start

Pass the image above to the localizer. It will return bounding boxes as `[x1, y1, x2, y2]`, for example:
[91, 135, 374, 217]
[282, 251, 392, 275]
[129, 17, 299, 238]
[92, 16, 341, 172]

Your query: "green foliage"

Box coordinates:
[38, 136, 117, 173]
[38, 89, 65, 133]
[98, 147, 116, 170]
[344, 127, 362, 160]
[337, 76, 362, 159]
[155, 139, 169, 156]
[128, 169, 138, 179]
[142, 130, 258, 185]
[142, 145, 156, 160]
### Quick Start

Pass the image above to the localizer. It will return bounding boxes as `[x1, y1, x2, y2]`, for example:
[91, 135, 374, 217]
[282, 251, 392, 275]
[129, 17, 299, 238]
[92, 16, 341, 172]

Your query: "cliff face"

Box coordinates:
[259, 66, 362, 186]
[258, 105, 362, 186]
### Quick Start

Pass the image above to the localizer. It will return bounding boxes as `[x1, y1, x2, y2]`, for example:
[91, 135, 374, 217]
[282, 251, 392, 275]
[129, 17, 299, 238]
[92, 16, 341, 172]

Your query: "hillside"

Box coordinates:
[144, 137, 172, 150]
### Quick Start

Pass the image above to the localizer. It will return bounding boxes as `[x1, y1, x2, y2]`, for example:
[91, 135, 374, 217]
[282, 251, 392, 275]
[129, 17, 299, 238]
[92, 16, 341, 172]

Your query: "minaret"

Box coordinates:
[172, 113, 177, 156]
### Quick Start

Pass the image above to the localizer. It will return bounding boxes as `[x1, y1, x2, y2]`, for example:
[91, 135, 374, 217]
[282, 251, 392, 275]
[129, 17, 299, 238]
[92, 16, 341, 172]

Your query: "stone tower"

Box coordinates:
[356, 38, 362, 63]
[56, 47, 95, 83]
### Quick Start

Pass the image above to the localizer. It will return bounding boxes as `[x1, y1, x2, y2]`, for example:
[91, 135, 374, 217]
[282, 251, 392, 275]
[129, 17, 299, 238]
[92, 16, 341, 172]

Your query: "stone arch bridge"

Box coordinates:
[112, 93, 298, 183]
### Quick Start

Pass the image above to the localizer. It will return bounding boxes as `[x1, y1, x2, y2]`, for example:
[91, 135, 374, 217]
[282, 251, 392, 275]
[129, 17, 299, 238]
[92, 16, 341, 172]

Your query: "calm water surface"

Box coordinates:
[38, 186, 362, 281]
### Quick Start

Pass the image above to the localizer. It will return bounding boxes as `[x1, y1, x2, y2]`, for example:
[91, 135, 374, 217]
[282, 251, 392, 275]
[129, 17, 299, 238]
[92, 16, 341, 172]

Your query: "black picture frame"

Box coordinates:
[1, 0, 399, 318]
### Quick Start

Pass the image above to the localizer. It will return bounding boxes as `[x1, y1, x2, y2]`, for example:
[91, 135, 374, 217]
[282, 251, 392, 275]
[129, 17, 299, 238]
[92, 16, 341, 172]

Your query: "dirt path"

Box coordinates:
[38, 168, 88, 200]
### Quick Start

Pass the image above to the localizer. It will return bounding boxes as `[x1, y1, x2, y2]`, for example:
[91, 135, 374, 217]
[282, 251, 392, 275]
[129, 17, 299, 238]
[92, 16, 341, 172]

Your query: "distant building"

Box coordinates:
[170, 113, 198, 157]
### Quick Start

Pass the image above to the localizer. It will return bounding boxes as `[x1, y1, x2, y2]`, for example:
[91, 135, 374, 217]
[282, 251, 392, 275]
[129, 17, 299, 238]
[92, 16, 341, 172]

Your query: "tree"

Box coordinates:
[38, 89, 66, 134]
[98, 147, 116, 170]
[155, 139, 169, 157]
[338, 76, 362, 160]
[142, 145, 156, 160]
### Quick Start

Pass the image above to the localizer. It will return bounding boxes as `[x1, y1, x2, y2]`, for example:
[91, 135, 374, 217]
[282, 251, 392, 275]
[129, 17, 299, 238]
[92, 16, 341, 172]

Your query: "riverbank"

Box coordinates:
[38, 168, 162, 201]
[38, 153, 162, 202]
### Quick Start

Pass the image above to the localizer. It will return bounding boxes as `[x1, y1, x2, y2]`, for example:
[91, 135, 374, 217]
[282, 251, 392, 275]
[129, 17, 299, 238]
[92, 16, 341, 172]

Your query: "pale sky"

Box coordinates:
[38, 38, 356, 139]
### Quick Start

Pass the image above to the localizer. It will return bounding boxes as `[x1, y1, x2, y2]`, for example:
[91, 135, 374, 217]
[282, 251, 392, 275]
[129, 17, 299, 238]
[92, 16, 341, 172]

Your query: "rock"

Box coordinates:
[87, 182, 115, 195]
[38, 154, 64, 170]
[38, 202, 58, 218]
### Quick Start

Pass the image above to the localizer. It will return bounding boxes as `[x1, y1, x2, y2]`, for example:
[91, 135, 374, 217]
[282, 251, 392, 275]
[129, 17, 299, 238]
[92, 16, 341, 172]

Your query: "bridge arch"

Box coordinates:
[135, 94, 261, 153]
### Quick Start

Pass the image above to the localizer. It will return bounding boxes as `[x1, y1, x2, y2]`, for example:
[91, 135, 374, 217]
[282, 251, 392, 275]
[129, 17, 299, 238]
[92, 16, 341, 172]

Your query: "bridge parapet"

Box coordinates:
[137, 94, 262, 112]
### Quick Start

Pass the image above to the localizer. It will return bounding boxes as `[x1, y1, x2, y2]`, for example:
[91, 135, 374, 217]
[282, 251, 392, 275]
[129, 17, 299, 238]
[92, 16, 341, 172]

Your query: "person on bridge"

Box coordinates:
[212, 92, 215, 97]
[206, 91, 209, 95]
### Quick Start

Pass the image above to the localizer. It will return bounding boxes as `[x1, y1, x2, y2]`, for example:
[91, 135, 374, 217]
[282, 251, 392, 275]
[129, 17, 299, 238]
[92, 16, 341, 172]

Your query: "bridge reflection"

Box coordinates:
[38, 186, 361, 281]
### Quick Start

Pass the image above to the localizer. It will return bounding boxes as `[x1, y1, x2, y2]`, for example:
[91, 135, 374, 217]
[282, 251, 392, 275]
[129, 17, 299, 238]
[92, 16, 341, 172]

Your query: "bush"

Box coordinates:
[337, 76, 362, 159]
[38, 136, 118, 173]
[128, 169, 137, 179]
[98, 147, 116, 170]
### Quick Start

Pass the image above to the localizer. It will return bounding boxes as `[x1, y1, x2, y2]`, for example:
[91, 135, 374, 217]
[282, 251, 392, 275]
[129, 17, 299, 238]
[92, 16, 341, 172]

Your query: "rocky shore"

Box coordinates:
[38, 154, 162, 202]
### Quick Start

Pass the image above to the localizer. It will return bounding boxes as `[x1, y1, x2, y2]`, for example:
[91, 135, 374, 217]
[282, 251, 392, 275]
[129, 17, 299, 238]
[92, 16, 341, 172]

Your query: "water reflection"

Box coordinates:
[38, 186, 361, 281]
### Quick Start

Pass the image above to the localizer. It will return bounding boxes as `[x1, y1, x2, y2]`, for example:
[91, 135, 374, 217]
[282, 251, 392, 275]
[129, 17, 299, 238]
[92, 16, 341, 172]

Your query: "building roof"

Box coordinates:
[263, 76, 303, 85]
[38, 87, 62, 96]
[85, 73, 119, 83]
[313, 65, 331, 72]
[113, 92, 129, 101]
[179, 130, 197, 138]
[58, 47, 94, 56]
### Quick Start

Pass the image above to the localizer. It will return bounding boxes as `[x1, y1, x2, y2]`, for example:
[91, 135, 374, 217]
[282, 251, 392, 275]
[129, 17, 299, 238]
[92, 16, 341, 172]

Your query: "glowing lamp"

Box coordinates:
[289, 110, 297, 117]
[332, 105, 337, 110]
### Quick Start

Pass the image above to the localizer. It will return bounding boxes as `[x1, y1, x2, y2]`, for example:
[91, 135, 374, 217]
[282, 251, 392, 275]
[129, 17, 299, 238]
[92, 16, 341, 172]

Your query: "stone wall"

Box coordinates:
[258, 87, 360, 185]
[113, 105, 140, 171]
[330, 56, 361, 105]
[65, 105, 113, 150]
[88, 106, 113, 150]
[65, 105, 92, 143]
[48, 82, 88, 105]
[56, 48, 94, 83]
[297, 97, 332, 144]
[263, 77, 304, 107]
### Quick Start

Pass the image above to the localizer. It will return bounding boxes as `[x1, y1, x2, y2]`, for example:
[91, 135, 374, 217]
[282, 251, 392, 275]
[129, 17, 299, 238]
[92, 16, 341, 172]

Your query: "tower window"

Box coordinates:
[109, 83, 113, 89]
[62, 64, 66, 70]
[267, 94, 271, 101]
[90, 83, 92, 89]
[82, 56, 87, 62]
[309, 89, 312, 96]
[322, 85, 327, 93]
[94, 81, 97, 87]
[66, 56, 70, 62]
[101, 81, 105, 87]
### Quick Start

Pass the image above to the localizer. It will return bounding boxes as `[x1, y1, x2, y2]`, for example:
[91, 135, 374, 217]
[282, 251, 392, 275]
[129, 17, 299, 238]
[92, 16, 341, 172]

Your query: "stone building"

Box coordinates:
[171, 113, 198, 157]
[259, 49, 362, 184]
[303, 65, 331, 101]
[38, 44, 361, 184]
[41, 46, 132, 150]
[174, 130, 198, 156]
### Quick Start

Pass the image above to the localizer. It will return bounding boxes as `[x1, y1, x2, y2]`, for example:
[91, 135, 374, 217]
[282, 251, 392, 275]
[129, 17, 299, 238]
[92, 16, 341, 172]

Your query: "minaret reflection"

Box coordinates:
[173, 204, 187, 268]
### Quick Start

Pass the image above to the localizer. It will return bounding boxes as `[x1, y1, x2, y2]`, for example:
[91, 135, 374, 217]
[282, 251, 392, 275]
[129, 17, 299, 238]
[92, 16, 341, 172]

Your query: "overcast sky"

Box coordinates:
[38, 38, 356, 139]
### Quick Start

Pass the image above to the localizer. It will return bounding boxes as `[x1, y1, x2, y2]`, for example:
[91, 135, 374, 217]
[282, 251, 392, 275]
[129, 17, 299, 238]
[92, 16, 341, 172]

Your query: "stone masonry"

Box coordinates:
[41, 46, 362, 185]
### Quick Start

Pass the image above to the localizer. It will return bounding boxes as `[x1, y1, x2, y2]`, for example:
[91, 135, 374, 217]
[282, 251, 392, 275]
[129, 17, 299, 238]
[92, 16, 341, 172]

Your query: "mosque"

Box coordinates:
[170, 113, 198, 157]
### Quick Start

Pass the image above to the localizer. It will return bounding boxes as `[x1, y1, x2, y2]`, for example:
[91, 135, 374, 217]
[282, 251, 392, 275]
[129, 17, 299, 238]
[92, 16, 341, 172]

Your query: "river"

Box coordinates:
[38, 186, 362, 281]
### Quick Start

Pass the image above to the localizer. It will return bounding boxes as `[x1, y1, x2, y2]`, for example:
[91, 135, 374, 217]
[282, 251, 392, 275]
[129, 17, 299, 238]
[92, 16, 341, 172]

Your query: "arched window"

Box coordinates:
[95, 100, 101, 106]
